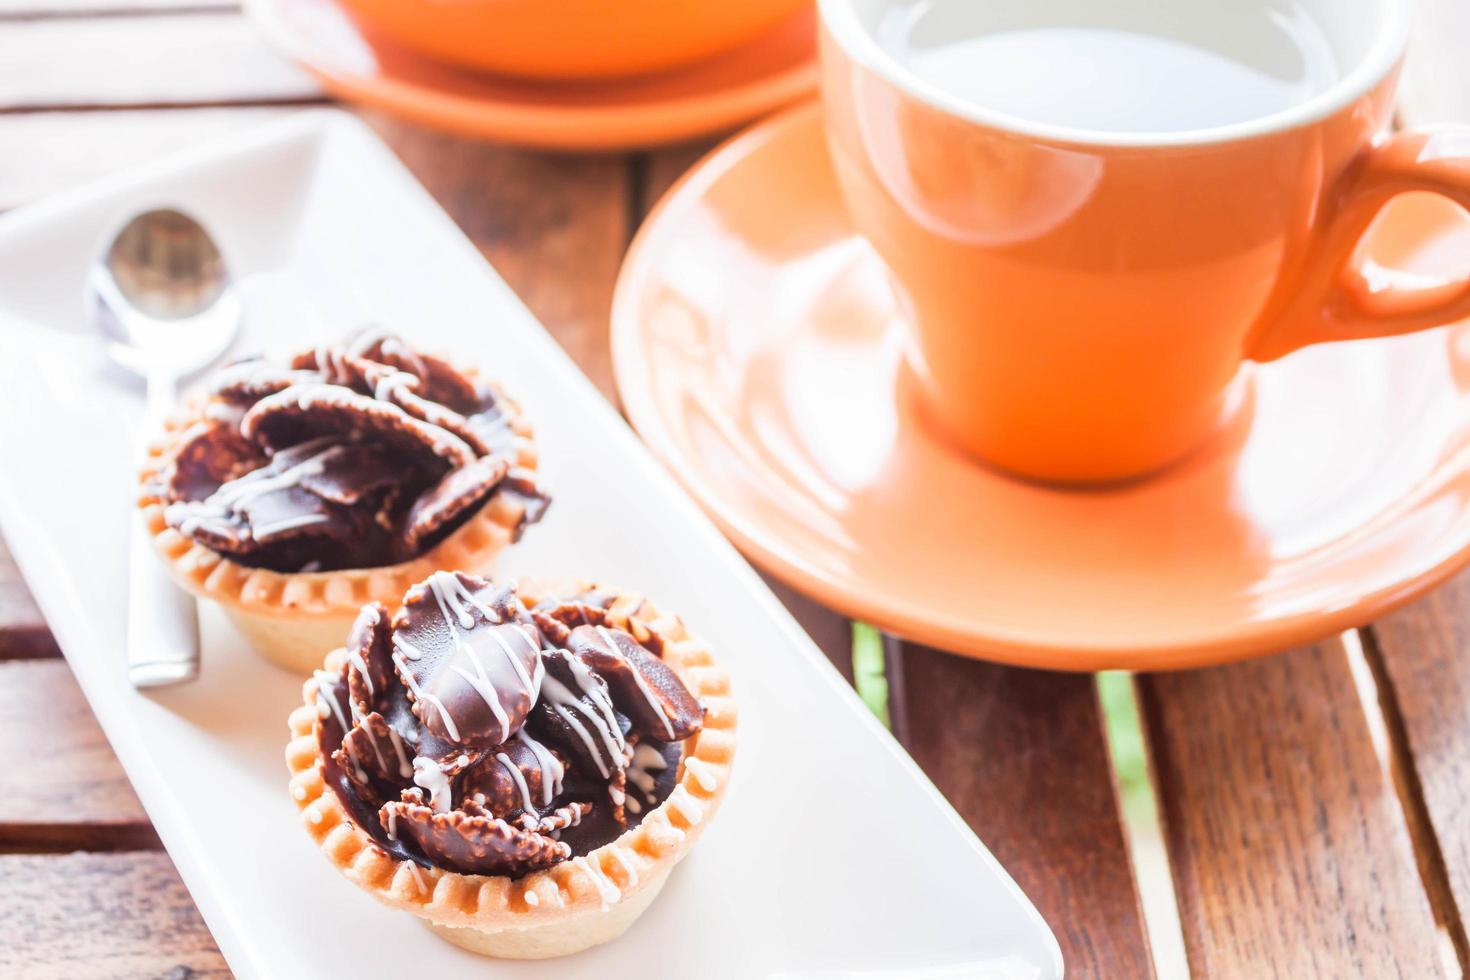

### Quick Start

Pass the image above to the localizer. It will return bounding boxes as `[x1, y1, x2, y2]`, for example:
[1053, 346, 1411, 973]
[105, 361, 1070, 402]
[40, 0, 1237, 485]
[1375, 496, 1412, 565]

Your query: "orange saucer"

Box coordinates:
[612, 102, 1470, 670]
[245, 0, 816, 150]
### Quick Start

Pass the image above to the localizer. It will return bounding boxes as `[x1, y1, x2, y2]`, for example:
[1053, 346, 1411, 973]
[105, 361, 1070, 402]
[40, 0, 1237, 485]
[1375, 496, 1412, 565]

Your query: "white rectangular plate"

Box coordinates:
[0, 113, 1060, 980]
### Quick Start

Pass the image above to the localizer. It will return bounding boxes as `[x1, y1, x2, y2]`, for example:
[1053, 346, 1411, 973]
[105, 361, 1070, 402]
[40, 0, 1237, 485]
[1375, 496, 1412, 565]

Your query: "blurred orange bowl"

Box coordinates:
[336, 0, 811, 80]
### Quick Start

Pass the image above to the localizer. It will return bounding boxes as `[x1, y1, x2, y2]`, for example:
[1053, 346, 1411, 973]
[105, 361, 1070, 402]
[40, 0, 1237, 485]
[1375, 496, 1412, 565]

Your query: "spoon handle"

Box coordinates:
[128, 372, 200, 688]
[127, 516, 201, 687]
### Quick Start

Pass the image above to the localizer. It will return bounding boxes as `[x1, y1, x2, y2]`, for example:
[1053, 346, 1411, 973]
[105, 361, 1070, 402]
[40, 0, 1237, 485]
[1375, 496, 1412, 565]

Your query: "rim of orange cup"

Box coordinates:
[816, 0, 1411, 147]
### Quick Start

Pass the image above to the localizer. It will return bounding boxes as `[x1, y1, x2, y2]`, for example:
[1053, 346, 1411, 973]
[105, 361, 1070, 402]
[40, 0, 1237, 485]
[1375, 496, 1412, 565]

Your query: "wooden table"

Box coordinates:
[3, 4, 1470, 978]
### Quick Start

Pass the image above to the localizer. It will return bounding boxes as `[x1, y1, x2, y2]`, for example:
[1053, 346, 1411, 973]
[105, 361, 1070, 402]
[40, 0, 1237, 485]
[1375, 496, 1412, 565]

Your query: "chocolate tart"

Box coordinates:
[285, 573, 735, 959]
[136, 332, 549, 674]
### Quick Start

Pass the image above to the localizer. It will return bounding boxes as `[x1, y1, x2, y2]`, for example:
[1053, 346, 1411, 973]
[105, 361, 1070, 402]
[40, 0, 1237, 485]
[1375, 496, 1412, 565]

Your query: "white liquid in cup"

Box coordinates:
[877, 0, 1341, 134]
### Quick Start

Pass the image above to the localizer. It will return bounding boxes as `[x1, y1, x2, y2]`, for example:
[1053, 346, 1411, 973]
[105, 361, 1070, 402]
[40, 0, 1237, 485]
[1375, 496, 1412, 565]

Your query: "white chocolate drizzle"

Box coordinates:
[315, 670, 367, 781]
[516, 729, 564, 806]
[174, 437, 342, 538]
[404, 861, 427, 896]
[626, 741, 667, 796]
[577, 857, 620, 907]
[392, 633, 425, 661]
[563, 654, 627, 755]
[412, 756, 453, 814]
[422, 571, 544, 739]
[540, 675, 625, 778]
[682, 756, 719, 793]
[387, 727, 413, 779]
[496, 752, 536, 814]
[393, 650, 460, 741]
[595, 626, 676, 740]
[251, 512, 330, 538]
[345, 646, 374, 696]
[347, 328, 428, 380]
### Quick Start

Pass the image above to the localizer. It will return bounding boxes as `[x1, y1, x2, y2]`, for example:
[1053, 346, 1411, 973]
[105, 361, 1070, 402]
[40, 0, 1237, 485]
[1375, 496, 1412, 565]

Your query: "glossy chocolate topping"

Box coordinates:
[315, 573, 704, 876]
[158, 331, 549, 572]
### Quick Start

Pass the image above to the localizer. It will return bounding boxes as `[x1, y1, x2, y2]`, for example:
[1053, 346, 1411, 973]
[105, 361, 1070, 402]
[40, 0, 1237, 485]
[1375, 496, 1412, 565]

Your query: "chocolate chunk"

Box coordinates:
[294, 443, 399, 506]
[163, 419, 265, 502]
[390, 572, 544, 747]
[241, 384, 476, 469]
[346, 602, 395, 713]
[531, 593, 612, 647]
[338, 711, 414, 808]
[566, 626, 703, 742]
[164, 440, 375, 556]
[207, 359, 321, 404]
[456, 736, 562, 821]
[402, 455, 509, 552]
[349, 332, 479, 412]
[381, 796, 569, 877]
[527, 649, 631, 781]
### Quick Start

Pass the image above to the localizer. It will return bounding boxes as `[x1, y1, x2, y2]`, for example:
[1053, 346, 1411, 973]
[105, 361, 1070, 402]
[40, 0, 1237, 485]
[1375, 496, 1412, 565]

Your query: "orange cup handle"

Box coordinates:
[1252, 128, 1470, 361]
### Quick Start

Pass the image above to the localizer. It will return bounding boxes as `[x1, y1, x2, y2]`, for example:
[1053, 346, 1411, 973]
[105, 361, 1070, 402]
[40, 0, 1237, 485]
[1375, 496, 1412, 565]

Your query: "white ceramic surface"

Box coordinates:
[0, 113, 1060, 979]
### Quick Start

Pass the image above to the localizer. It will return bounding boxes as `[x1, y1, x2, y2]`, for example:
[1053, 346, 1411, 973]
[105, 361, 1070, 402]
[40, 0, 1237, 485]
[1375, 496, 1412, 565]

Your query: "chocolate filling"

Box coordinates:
[159, 331, 550, 572]
[314, 573, 704, 877]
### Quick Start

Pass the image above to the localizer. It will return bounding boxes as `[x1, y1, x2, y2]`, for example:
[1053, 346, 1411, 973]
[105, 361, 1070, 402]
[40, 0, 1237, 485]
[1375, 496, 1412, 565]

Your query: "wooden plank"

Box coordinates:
[0, 536, 56, 658]
[638, 138, 721, 217]
[1139, 641, 1445, 978]
[1367, 572, 1470, 961]
[0, 12, 318, 110]
[0, 108, 291, 211]
[363, 112, 629, 401]
[0, 660, 153, 848]
[892, 644, 1154, 978]
[0, 852, 227, 979]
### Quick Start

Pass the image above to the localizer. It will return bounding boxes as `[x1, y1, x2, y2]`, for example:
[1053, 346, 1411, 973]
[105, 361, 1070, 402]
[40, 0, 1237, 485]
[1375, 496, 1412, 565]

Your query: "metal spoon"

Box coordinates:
[88, 208, 241, 688]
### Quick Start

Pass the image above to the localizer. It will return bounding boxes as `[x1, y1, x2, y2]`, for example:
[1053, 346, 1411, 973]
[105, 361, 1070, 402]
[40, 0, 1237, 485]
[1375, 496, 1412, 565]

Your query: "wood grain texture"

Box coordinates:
[0, 108, 291, 211]
[0, 537, 55, 658]
[1140, 642, 1446, 978]
[0, 660, 152, 847]
[637, 137, 723, 217]
[1368, 570, 1470, 954]
[891, 644, 1154, 979]
[0, 852, 227, 979]
[0, 12, 318, 110]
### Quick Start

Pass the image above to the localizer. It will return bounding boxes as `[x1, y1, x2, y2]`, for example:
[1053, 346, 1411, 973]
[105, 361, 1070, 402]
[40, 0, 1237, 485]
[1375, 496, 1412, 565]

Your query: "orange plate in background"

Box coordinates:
[245, 0, 817, 150]
[611, 102, 1470, 670]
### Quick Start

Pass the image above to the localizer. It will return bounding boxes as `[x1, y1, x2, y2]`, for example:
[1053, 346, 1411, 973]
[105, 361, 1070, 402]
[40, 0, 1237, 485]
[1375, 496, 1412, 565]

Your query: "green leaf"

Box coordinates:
[851, 622, 891, 729]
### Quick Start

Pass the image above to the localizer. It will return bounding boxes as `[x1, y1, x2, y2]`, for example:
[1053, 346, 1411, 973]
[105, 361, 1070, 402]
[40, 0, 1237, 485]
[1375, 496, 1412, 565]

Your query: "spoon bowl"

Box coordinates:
[90, 208, 241, 380]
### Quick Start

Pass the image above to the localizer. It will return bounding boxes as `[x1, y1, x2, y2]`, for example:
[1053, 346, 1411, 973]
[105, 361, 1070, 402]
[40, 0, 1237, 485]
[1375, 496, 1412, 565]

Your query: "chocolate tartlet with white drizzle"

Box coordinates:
[286, 572, 736, 959]
[137, 331, 548, 672]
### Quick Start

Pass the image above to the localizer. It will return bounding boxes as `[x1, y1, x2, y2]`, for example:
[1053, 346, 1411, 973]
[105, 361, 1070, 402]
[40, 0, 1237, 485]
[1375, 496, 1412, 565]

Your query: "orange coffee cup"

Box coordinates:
[337, 0, 809, 80]
[820, 0, 1470, 483]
